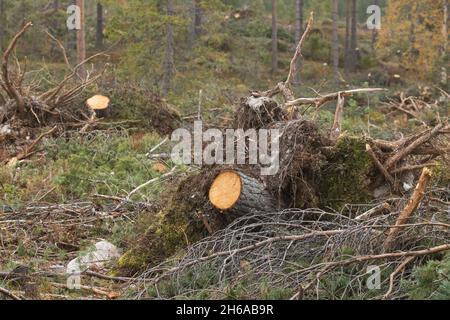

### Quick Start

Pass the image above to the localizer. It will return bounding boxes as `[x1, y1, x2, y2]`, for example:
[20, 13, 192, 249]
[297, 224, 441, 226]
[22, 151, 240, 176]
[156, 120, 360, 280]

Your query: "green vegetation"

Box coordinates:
[406, 254, 450, 300]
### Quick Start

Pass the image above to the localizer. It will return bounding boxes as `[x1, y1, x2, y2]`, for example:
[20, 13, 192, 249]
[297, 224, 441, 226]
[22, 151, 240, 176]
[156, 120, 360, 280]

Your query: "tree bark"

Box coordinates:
[331, 0, 339, 82]
[49, 0, 60, 57]
[162, 0, 175, 96]
[442, 0, 448, 85]
[96, 2, 104, 49]
[371, 0, 379, 50]
[349, 0, 357, 72]
[209, 171, 277, 221]
[271, 0, 278, 74]
[189, 0, 202, 48]
[0, 0, 4, 53]
[76, 0, 86, 78]
[344, 0, 351, 73]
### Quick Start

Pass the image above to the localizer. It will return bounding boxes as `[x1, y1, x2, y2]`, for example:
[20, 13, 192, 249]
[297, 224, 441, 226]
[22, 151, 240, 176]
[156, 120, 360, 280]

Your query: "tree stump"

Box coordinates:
[208, 170, 277, 220]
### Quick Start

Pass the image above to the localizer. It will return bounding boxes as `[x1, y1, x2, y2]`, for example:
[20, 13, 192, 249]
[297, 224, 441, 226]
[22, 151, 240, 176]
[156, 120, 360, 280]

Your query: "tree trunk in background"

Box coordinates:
[443, 0, 448, 54]
[50, 0, 60, 57]
[162, 0, 175, 96]
[76, 0, 86, 78]
[0, 0, 4, 52]
[189, 0, 202, 48]
[409, 2, 417, 53]
[271, 0, 278, 74]
[96, 2, 104, 49]
[68, 0, 77, 51]
[371, 0, 379, 50]
[331, 0, 339, 82]
[442, 0, 448, 85]
[344, 0, 351, 73]
[294, 0, 303, 84]
[349, 0, 357, 72]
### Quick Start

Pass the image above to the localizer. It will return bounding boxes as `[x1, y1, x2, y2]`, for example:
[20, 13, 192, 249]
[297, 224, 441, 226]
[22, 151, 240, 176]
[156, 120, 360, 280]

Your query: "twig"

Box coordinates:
[50, 282, 116, 298]
[7, 126, 58, 164]
[0, 285, 23, 300]
[83, 271, 132, 283]
[300, 244, 450, 297]
[383, 256, 415, 299]
[391, 163, 438, 174]
[148, 230, 344, 286]
[355, 202, 391, 221]
[44, 30, 73, 73]
[284, 88, 385, 109]
[126, 167, 176, 201]
[146, 137, 168, 158]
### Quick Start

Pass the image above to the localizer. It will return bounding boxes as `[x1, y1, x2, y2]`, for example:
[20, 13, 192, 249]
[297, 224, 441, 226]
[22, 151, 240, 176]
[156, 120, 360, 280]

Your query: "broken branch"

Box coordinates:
[383, 167, 433, 252]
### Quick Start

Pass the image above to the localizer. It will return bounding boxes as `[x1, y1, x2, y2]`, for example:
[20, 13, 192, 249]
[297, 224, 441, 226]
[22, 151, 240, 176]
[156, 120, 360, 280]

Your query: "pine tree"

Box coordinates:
[331, 0, 339, 81]
[162, 0, 175, 96]
[271, 0, 278, 74]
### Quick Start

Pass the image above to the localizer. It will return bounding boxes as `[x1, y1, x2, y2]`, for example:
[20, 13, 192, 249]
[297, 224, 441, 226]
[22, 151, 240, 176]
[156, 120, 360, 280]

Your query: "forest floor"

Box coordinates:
[1, 15, 449, 300]
[1, 79, 448, 300]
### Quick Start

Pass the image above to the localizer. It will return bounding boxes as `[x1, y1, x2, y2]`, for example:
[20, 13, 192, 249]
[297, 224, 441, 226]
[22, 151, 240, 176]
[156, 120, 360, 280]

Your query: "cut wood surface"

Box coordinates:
[209, 171, 277, 218]
[87, 95, 110, 110]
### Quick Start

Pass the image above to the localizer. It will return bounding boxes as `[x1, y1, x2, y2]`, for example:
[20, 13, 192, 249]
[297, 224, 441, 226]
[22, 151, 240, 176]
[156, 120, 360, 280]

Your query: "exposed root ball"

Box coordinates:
[266, 120, 330, 208]
[234, 96, 288, 130]
[107, 84, 181, 136]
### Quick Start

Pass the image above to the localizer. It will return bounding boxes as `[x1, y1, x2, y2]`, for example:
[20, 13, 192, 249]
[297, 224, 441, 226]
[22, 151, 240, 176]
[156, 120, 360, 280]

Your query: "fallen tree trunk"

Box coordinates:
[208, 170, 277, 220]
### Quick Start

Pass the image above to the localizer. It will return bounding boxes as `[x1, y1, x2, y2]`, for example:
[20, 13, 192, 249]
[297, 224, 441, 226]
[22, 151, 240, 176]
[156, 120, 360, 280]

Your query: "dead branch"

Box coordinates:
[7, 126, 58, 164]
[0, 285, 23, 300]
[330, 93, 344, 140]
[355, 202, 391, 221]
[366, 144, 395, 186]
[286, 13, 314, 86]
[383, 168, 433, 252]
[83, 271, 132, 283]
[1, 22, 32, 115]
[300, 244, 450, 297]
[148, 229, 344, 286]
[42, 52, 107, 108]
[383, 256, 415, 299]
[50, 282, 119, 298]
[384, 124, 444, 171]
[391, 163, 438, 174]
[284, 88, 385, 109]
[44, 30, 73, 73]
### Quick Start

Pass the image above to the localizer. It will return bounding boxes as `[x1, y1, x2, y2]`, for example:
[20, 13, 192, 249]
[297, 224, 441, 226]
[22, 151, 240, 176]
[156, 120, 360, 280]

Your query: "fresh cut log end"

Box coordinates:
[209, 171, 243, 210]
[209, 170, 277, 217]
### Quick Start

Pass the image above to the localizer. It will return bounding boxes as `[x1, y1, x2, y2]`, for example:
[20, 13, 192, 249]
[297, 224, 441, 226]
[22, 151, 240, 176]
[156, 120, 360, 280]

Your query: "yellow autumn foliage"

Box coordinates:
[377, 0, 448, 79]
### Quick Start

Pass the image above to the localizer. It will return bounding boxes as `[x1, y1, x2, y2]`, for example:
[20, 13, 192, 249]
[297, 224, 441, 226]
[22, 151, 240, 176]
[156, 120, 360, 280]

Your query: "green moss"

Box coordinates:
[118, 248, 152, 272]
[319, 136, 374, 210]
[117, 173, 207, 274]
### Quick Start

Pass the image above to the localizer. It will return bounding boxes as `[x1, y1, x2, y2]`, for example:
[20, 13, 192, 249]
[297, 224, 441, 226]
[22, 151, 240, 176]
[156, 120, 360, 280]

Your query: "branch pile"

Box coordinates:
[131, 182, 449, 300]
[0, 23, 107, 162]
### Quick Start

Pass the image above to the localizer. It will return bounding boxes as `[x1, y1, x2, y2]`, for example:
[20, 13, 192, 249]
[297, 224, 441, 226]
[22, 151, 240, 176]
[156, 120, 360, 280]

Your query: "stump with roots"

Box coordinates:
[118, 12, 449, 274]
[0, 23, 106, 131]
